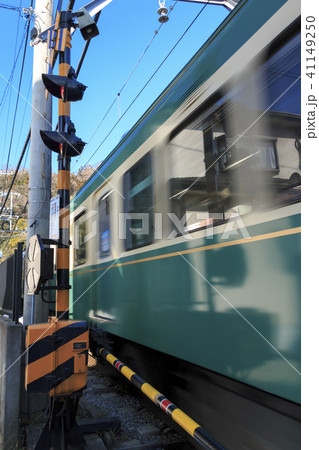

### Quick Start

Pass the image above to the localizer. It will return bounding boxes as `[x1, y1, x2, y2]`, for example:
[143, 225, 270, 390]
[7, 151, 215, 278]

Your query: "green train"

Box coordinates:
[70, 0, 301, 447]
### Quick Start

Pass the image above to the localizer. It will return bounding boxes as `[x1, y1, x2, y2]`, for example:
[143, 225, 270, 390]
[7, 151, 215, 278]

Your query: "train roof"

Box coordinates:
[71, 0, 290, 211]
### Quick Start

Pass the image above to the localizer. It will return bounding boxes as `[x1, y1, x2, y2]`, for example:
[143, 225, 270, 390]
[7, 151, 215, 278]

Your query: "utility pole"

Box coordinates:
[23, 0, 53, 326]
[23, 1, 113, 442]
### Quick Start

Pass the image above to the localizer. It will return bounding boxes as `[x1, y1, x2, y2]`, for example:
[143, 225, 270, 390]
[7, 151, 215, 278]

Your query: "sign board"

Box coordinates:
[50, 195, 60, 240]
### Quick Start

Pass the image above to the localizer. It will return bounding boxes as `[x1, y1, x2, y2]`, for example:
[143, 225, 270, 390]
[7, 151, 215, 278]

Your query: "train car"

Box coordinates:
[70, 0, 301, 447]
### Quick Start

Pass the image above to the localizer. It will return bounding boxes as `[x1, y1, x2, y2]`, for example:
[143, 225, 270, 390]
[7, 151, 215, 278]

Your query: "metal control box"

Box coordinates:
[25, 319, 88, 396]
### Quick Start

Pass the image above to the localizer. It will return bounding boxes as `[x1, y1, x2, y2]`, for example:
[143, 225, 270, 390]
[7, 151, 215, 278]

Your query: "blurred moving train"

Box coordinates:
[70, 0, 301, 447]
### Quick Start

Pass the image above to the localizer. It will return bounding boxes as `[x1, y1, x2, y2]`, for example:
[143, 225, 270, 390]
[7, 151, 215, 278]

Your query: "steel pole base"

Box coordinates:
[35, 394, 85, 450]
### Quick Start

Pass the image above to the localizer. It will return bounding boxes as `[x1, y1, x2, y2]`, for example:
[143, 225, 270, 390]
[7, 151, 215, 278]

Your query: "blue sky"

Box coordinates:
[0, 0, 228, 174]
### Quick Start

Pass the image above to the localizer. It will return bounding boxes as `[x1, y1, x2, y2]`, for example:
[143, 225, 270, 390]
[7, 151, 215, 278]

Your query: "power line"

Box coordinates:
[1, 0, 202, 224]
[0, 129, 31, 217]
[80, 1, 207, 171]
[73, 1, 178, 173]
[13, 75, 32, 163]
[1, 87, 13, 169]
[0, 3, 102, 252]
[0, 4, 101, 213]
[0, 16, 28, 115]
[0, 3, 24, 12]
[3, 14, 31, 194]
[89, 2, 177, 143]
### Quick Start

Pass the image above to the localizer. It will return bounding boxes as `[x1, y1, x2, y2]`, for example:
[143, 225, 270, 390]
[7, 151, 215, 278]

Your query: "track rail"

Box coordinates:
[98, 347, 224, 450]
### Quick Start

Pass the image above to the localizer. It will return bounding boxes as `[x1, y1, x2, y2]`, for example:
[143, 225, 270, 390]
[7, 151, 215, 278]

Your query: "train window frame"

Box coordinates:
[123, 152, 154, 251]
[169, 22, 301, 141]
[167, 27, 301, 237]
[98, 192, 111, 259]
[74, 210, 87, 267]
[215, 135, 280, 173]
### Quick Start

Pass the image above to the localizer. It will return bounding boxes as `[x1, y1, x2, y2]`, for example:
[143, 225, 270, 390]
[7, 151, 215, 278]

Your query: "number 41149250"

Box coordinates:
[306, 16, 316, 79]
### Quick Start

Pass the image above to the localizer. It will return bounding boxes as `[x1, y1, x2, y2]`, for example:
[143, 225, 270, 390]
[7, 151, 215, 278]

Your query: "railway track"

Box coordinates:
[23, 355, 196, 449]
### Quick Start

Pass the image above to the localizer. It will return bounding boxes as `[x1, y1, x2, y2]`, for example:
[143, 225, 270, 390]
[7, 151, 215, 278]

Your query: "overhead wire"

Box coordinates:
[87, 2, 177, 146]
[79, 1, 207, 172]
[0, 132, 30, 256]
[12, 75, 32, 163]
[2, 9, 32, 197]
[0, 129, 31, 217]
[0, 4, 100, 218]
[0, 20, 28, 115]
[1, 1, 207, 235]
[73, 1, 178, 173]
[0, 4, 106, 227]
[1, 87, 13, 169]
[0, 3, 25, 13]
[1, 2, 179, 251]
[0, 1, 28, 170]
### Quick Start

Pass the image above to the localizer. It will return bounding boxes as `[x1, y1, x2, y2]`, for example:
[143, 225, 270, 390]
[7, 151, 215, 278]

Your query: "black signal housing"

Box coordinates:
[42, 67, 86, 102]
[40, 122, 85, 157]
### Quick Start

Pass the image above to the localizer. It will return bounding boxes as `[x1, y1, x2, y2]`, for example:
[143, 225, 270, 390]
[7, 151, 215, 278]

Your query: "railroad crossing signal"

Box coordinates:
[42, 67, 86, 102]
[40, 121, 85, 157]
[41, 65, 86, 156]
[25, 1, 112, 447]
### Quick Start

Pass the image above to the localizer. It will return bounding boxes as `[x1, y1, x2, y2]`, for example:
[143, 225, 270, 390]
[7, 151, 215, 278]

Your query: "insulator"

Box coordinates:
[157, 4, 169, 23]
[158, 14, 169, 23]
[158, 6, 168, 15]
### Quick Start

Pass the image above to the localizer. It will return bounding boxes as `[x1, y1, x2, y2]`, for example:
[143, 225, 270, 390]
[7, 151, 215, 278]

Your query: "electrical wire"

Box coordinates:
[89, 3, 177, 145]
[21, 139, 30, 173]
[2, 12, 31, 197]
[80, 1, 207, 172]
[0, 87, 13, 169]
[12, 75, 32, 163]
[0, 5, 99, 217]
[0, 10, 28, 172]
[0, 129, 31, 216]
[1, 1, 203, 231]
[73, 1, 178, 173]
[0, 22, 28, 115]
[0, 3, 24, 13]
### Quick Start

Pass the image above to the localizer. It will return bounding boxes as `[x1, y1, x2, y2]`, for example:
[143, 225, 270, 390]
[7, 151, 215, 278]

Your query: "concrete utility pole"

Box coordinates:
[23, 0, 53, 326]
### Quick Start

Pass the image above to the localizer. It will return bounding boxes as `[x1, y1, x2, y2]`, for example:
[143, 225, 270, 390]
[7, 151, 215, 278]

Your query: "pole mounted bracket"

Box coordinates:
[175, 0, 240, 11]
[31, 0, 114, 45]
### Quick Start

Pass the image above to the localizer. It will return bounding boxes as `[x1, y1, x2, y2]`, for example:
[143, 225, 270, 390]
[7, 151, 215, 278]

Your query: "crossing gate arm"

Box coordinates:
[98, 347, 224, 450]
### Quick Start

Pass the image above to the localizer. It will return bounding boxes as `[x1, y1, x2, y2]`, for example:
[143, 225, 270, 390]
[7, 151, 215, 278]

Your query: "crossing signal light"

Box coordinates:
[42, 67, 86, 102]
[40, 122, 85, 157]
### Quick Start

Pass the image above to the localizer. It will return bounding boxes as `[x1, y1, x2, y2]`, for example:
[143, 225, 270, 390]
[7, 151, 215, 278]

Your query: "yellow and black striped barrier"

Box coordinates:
[25, 319, 88, 396]
[26, 8, 88, 401]
[99, 348, 224, 450]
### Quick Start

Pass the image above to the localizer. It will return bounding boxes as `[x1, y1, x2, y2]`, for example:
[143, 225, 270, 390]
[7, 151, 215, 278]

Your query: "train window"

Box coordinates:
[74, 212, 87, 266]
[99, 192, 111, 258]
[123, 153, 153, 250]
[168, 31, 301, 234]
